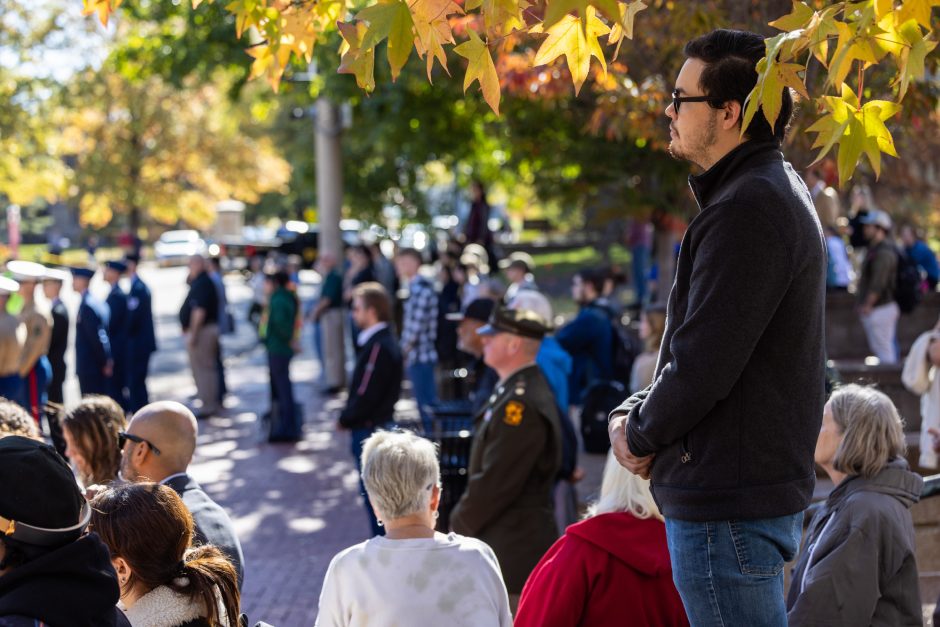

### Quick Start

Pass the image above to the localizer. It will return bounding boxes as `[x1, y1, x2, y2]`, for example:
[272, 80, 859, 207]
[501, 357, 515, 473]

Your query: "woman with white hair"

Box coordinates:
[787, 384, 923, 625]
[316, 430, 512, 626]
[514, 451, 689, 626]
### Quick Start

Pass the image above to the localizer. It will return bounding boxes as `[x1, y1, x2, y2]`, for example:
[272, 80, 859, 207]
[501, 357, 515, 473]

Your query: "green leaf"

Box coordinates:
[769, 1, 814, 31]
[356, 0, 415, 80]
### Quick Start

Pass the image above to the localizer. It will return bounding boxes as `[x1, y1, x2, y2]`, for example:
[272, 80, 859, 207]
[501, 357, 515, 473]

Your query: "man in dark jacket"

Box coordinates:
[41, 269, 69, 406]
[70, 267, 112, 396]
[125, 253, 158, 413]
[41, 268, 69, 455]
[104, 260, 129, 409]
[447, 297, 498, 416]
[608, 29, 826, 625]
[119, 401, 245, 589]
[0, 436, 130, 627]
[339, 282, 403, 536]
[180, 255, 221, 418]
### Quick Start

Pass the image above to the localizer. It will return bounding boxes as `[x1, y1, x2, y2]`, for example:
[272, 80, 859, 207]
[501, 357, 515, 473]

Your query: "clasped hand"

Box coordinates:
[608, 413, 655, 480]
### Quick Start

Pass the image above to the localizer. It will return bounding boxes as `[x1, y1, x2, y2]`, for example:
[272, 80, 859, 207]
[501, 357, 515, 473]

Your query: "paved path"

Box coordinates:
[52, 264, 607, 626]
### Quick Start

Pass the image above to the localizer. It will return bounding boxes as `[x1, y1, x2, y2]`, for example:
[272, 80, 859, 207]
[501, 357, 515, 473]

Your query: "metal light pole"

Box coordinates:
[314, 98, 343, 260]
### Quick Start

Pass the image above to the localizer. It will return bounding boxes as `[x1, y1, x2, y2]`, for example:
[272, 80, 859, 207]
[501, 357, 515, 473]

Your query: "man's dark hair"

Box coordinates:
[575, 268, 605, 296]
[684, 29, 792, 143]
[396, 248, 423, 263]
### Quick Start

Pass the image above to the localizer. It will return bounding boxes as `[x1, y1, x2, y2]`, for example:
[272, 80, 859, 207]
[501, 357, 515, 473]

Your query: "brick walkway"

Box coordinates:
[168, 339, 368, 626]
[143, 269, 607, 626]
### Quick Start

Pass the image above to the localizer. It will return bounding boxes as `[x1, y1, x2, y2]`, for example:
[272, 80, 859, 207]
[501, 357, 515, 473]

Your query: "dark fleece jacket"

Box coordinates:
[612, 140, 827, 522]
[0, 533, 130, 627]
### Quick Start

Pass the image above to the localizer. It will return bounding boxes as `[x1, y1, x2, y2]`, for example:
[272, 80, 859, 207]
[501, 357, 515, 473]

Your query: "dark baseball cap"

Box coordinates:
[446, 298, 496, 323]
[477, 306, 551, 339]
[0, 436, 89, 548]
[104, 260, 128, 274]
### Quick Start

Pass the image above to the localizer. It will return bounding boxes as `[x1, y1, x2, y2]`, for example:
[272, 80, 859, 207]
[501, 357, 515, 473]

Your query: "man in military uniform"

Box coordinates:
[450, 306, 562, 603]
[71, 267, 112, 396]
[6, 261, 52, 428]
[103, 260, 129, 408]
[125, 253, 157, 413]
[41, 269, 70, 406]
[0, 276, 23, 401]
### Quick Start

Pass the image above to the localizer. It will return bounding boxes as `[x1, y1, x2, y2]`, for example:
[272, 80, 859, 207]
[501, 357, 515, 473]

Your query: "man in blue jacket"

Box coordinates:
[70, 267, 112, 396]
[556, 268, 613, 408]
[608, 29, 826, 626]
[124, 253, 157, 413]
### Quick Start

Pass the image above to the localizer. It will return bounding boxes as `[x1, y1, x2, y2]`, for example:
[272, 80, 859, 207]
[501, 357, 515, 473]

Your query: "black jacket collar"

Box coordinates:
[688, 140, 783, 209]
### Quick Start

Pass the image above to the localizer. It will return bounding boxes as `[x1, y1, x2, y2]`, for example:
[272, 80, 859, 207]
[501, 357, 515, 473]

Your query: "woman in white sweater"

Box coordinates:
[316, 430, 512, 627]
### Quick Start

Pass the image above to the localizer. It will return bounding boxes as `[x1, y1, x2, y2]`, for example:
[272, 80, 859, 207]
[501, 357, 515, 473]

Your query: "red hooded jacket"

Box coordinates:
[514, 512, 689, 627]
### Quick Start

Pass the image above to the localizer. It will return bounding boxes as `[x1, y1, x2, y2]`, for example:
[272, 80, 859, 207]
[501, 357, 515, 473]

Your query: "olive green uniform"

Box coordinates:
[450, 363, 562, 593]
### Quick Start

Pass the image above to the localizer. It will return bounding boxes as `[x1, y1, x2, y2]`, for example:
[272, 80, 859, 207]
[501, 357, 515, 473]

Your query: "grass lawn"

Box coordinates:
[526, 244, 635, 319]
[12, 244, 127, 267]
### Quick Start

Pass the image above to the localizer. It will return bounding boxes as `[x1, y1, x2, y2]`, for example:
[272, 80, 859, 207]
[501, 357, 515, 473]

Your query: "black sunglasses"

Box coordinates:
[118, 431, 162, 456]
[672, 90, 723, 114]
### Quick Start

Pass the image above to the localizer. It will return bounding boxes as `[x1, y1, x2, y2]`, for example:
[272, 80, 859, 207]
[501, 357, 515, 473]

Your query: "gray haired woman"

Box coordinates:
[316, 430, 512, 627]
[787, 384, 923, 626]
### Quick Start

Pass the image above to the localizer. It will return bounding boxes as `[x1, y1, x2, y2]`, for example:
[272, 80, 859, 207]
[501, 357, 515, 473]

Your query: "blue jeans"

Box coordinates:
[407, 361, 438, 431]
[665, 513, 802, 627]
[351, 426, 388, 537]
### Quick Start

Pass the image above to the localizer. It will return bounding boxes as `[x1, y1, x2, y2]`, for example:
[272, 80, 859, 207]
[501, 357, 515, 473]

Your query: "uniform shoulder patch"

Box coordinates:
[504, 400, 525, 426]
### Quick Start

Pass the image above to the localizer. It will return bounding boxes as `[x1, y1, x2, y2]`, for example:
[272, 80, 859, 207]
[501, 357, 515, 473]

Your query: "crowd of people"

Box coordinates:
[2, 25, 939, 627]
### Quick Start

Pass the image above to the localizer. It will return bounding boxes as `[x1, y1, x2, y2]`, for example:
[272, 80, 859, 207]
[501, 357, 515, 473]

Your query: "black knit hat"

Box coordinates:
[0, 436, 88, 547]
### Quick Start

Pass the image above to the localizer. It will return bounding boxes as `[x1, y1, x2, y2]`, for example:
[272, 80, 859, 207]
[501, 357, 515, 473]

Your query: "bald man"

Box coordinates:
[120, 401, 245, 587]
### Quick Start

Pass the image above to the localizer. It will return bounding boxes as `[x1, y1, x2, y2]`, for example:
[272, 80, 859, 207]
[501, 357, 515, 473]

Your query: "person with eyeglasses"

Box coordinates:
[118, 401, 245, 589]
[607, 29, 826, 626]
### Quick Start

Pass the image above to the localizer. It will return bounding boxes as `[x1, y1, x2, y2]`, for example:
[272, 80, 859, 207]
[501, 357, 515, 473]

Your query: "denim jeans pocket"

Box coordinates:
[728, 519, 787, 578]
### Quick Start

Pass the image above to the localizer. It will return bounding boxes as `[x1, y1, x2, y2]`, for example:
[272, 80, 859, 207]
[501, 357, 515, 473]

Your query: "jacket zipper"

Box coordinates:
[680, 435, 692, 464]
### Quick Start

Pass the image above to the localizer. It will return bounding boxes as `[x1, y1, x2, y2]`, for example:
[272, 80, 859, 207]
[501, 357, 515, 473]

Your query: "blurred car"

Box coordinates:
[154, 229, 208, 266]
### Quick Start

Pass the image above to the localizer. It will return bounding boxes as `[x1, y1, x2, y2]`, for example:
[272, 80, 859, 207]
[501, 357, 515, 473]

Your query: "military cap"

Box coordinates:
[42, 268, 70, 283]
[0, 276, 20, 295]
[104, 260, 127, 274]
[477, 306, 551, 339]
[69, 267, 96, 279]
[6, 260, 47, 282]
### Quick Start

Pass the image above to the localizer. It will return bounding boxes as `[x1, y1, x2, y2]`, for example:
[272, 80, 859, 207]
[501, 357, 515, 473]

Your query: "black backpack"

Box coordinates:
[580, 380, 627, 454]
[895, 246, 924, 314]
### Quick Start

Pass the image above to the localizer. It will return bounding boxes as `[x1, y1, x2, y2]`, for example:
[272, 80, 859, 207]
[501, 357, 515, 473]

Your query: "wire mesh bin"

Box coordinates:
[426, 400, 476, 531]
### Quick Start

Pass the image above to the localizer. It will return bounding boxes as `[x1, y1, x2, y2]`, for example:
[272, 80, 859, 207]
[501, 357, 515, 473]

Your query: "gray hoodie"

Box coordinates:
[787, 459, 923, 626]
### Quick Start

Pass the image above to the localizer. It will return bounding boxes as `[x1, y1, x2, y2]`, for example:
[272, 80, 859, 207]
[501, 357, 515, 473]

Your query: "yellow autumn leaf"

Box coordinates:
[338, 21, 376, 92]
[534, 8, 610, 95]
[828, 20, 879, 89]
[454, 29, 500, 115]
[543, 0, 621, 32]
[81, 0, 123, 27]
[608, 0, 647, 59]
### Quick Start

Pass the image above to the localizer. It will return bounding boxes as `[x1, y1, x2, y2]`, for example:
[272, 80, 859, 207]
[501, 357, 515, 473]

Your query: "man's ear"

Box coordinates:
[722, 100, 743, 131]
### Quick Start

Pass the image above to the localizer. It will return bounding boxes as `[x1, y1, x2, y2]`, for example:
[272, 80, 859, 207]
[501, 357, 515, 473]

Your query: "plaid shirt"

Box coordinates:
[401, 275, 438, 366]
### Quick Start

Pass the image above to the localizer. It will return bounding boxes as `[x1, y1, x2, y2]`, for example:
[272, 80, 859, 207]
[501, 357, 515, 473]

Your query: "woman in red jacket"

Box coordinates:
[514, 452, 689, 626]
